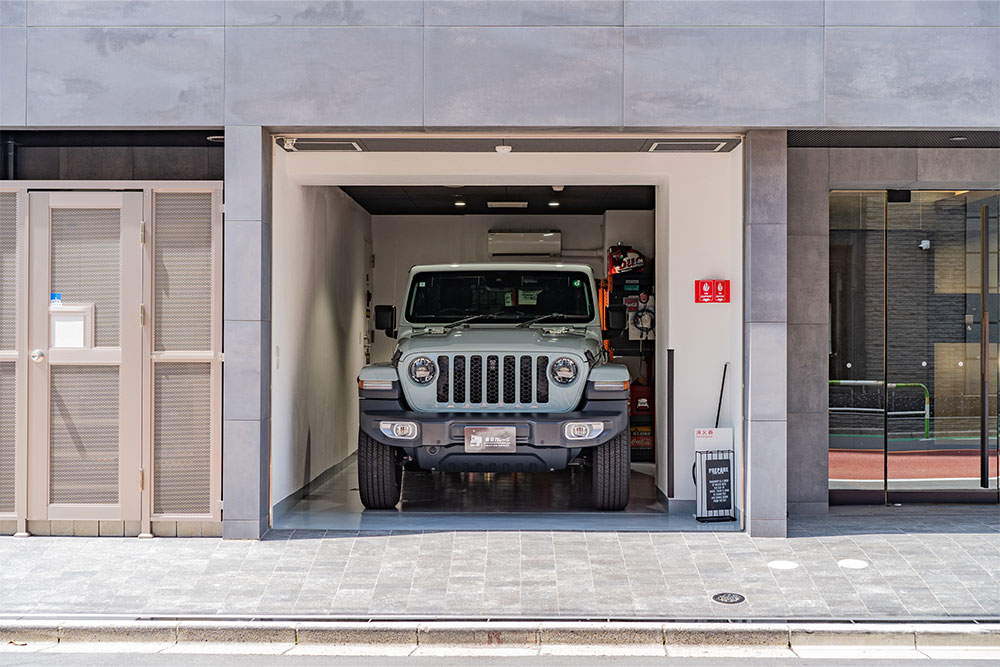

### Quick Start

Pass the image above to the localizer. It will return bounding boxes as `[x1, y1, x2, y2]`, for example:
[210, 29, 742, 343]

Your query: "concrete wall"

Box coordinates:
[271, 171, 371, 511]
[3, 1, 999, 129]
[786, 147, 1000, 514]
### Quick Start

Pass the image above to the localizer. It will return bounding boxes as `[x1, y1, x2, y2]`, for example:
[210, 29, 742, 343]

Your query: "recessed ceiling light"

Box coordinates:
[949, 135, 968, 142]
[454, 200, 466, 207]
[495, 145, 512, 153]
[206, 135, 225, 143]
[552, 185, 564, 192]
[548, 201, 560, 207]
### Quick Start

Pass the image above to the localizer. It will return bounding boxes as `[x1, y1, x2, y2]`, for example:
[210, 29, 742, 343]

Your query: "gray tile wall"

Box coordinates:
[222, 125, 272, 539]
[745, 130, 789, 538]
[2, 0, 999, 128]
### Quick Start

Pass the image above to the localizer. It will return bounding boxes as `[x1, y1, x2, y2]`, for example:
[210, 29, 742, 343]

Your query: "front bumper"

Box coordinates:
[360, 399, 628, 450]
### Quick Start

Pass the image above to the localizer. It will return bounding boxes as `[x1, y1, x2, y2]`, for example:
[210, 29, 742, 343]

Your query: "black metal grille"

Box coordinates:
[453, 356, 466, 403]
[536, 356, 549, 404]
[486, 355, 499, 403]
[436, 355, 449, 403]
[469, 356, 483, 403]
[435, 354, 550, 405]
[519, 356, 533, 403]
[503, 356, 516, 403]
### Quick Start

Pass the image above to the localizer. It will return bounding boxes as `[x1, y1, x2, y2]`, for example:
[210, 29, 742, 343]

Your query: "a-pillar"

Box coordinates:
[222, 126, 272, 539]
[743, 131, 788, 537]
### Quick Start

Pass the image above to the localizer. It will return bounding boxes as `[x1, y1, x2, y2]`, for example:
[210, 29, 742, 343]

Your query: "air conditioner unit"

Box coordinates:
[488, 231, 562, 257]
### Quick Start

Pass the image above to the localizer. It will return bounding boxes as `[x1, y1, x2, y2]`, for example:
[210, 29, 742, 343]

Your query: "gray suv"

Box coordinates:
[357, 263, 632, 510]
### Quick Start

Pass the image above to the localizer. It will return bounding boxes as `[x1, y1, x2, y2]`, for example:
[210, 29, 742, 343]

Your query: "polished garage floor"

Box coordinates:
[273, 455, 738, 531]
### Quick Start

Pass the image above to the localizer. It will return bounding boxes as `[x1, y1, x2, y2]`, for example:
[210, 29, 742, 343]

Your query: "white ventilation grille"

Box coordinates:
[49, 365, 119, 505]
[0, 363, 14, 514]
[154, 193, 213, 352]
[154, 363, 212, 515]
[0, 192, 16, 351]
[50, 208, 121, 348]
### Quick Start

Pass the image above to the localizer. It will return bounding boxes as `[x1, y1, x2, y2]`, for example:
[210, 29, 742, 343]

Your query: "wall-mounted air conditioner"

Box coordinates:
[488, 231, 562, 257]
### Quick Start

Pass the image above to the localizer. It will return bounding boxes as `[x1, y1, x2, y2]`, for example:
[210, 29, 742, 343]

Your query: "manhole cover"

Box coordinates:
[712, 592, 746, 604]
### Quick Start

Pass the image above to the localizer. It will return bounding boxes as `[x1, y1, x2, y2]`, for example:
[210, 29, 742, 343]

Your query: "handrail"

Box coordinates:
[829, 379, 931, 439]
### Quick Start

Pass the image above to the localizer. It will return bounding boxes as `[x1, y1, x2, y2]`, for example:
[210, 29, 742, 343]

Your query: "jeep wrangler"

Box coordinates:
[357, 263, 632, 510]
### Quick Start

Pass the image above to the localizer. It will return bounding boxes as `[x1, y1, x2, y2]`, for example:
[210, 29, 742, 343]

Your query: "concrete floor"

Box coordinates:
[0, 505, 996, 619]
[272, 456, 737, 532]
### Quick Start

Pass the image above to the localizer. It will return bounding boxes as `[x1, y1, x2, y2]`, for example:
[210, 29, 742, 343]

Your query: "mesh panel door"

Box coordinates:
[49, 366, 120, 505]
[0, 192, 16, 350]
[154, 193, 213, 352]
[154, 364, 211, 515]
[0, 193, 16, 515]
[0, 363, 14, 513]
[151, 191, 217, 518]
[50, 208, 120, 347]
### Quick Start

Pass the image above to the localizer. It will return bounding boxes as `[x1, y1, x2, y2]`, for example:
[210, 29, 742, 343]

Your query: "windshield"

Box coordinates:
[406, 270, 595, 324]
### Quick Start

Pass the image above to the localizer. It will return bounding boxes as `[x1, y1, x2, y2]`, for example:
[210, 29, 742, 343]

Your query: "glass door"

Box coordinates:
[829, 190, 1000, 502]
[886, 191, 999, 497]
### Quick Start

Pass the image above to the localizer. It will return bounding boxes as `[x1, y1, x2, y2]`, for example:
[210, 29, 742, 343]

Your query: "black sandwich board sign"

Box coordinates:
[695, 449, 736, 522]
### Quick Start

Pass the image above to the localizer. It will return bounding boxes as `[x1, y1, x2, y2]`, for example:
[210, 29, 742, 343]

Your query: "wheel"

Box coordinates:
[358, 429, 402, 509]
[591, 431, 630, 511]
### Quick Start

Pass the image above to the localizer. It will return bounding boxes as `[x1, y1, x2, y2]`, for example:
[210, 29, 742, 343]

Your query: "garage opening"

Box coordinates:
[267, 139, 744, 531]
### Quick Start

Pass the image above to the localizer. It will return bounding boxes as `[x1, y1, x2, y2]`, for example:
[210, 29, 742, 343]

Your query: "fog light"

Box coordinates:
[564, 422, 604, 440]
[379, 421, 418, 440]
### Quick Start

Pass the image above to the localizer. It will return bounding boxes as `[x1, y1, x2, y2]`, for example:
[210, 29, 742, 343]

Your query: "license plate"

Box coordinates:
[464, 426, 517, 453]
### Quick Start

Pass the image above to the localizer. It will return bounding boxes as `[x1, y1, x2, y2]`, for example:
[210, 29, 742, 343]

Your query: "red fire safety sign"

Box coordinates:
[695, 280, 730, 303]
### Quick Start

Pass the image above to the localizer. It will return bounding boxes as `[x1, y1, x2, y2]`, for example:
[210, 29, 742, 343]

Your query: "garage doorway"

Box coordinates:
[268, 138, 744, 531]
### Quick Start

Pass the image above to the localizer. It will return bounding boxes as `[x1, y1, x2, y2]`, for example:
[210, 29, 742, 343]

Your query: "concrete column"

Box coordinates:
[743, 131, 788, 537]
[222, 126, 272, 539]
[787, 148, 830, 516]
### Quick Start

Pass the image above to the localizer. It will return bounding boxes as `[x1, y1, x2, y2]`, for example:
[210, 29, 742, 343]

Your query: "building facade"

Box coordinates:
[1, 0, 998, 539]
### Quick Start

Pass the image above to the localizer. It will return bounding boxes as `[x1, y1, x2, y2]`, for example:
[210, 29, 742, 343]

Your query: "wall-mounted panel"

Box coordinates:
[625, 0, 823, 26]
[0, 26, 27, 126]
[26, 27, 224, 125]
[424, 27, 623, 126]
[825, 27, 1000, 127]
[625, 27, 824, 127]
[425, 1, 623, 26]
[225, 0, 421, 26]
[224, 26, 422, 126]
[26, 1, 224, 26]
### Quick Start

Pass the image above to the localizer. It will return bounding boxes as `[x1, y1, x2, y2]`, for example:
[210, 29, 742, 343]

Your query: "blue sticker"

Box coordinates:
[50, 293, 62, 305]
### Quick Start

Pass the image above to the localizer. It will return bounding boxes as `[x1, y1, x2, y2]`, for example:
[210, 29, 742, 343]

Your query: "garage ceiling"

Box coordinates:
[340, 185, 655, 216]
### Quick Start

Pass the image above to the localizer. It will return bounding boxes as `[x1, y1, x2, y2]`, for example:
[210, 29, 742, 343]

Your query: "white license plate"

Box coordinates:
[464, 426, 517, 453]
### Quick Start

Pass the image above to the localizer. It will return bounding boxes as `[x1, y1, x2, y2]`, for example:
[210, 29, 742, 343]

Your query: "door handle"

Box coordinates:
[30, 349, 45, 363]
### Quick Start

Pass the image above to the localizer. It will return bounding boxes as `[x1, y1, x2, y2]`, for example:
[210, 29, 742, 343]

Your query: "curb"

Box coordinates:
[1, 620, 999, 651]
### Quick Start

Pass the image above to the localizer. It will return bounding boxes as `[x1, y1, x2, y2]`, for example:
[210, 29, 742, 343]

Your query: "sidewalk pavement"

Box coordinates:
[0, 505, 995, 620]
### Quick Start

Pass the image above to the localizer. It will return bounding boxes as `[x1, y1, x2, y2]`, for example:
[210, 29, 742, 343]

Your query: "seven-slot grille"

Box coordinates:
[436, 354, 549, 406]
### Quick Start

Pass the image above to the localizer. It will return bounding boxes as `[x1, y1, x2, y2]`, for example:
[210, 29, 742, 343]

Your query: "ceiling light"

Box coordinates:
[454, 200, 466, 207]
[495, 145, 512, 153]
[949, 135, 968, 142]
[548, 201, 560, 207]
[552, 185, 564, 192]
[206, 135, 225, 143]
[487, 201, 527, 208]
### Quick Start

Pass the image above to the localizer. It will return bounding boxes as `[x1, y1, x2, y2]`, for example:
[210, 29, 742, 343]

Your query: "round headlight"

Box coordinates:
[550, 357, 578, 385]
[408, 357, 436, 384]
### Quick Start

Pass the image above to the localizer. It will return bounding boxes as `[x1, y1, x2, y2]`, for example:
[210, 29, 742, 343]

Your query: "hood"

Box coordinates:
[396, 325, 603, 358]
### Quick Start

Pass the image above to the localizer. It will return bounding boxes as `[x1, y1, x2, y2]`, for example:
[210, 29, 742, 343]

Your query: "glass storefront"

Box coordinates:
[829, 190, 1000, 501]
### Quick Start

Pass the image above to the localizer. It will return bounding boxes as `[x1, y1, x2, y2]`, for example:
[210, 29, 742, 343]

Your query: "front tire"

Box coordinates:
[358, 430, 402, 509]
[591, 431, 630, 511]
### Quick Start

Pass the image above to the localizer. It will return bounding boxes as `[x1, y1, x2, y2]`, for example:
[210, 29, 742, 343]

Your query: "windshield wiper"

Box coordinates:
[516, 312, 570, 328]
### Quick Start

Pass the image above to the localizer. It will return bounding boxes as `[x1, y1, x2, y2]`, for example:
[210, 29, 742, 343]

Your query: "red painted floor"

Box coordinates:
[830, 449, 999, 480]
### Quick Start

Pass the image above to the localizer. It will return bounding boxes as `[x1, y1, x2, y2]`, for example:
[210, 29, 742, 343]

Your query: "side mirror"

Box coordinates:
[604, 304, 627, 337]
[374, 305, 396, 338]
